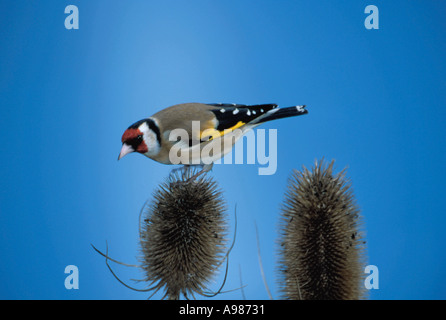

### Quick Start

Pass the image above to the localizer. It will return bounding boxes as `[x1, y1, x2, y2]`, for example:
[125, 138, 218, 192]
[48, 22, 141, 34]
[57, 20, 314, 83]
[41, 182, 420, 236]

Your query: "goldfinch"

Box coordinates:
[118, 102, 307, 178]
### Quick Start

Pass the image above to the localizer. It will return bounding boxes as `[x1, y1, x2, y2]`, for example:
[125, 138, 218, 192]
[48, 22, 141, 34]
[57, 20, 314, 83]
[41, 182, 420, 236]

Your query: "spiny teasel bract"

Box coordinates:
[277, 159, 367, 300]
[139, 169, 228, 300]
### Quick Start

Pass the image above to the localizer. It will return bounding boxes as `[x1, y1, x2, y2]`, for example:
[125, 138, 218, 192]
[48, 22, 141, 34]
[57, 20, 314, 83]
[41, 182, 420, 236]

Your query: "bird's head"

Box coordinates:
[118, 118, 161, 160]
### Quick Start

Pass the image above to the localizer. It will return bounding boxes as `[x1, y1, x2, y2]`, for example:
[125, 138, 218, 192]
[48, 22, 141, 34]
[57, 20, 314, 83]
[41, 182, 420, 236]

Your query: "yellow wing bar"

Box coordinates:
[200, 121, 245, 141]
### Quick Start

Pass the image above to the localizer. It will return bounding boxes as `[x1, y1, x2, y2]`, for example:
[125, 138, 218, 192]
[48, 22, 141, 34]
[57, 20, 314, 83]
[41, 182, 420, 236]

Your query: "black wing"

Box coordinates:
[207, 103, 278, 131]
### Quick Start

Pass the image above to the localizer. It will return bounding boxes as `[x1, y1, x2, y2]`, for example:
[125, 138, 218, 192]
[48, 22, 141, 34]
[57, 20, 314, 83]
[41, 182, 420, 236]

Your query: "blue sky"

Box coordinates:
[1, 1, 445, 299]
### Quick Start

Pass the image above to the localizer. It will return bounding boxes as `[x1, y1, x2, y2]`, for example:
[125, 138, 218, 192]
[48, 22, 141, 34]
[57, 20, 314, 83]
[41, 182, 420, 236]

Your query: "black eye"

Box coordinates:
[137, 135, 143, 141]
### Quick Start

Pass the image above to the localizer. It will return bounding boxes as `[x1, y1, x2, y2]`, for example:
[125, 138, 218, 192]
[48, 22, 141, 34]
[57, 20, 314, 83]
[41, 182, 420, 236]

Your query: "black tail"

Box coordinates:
[253, 105, 308, 124]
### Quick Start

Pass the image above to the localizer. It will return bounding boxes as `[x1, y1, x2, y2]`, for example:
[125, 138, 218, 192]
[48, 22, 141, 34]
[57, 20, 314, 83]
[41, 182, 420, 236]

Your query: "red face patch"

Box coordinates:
[121, 128, 140, 143]
[121, 128, 148, 154]
[136, 141, 148, 153]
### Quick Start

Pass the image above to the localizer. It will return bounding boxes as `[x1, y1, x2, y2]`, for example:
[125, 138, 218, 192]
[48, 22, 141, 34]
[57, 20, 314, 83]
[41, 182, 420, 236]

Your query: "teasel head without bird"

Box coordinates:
[277, 159, 367, 300]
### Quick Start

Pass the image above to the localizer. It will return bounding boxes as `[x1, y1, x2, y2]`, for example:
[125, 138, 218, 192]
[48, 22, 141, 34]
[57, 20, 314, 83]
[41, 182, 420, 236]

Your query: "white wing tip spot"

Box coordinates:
[296, 105, 305, 112]
[233, 108, 239, 115]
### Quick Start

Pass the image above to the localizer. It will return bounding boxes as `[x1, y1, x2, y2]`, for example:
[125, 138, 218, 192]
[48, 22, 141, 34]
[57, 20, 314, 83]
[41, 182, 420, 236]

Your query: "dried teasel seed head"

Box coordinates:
[139, 169, 228, 300]
[278, 160, 367, 300]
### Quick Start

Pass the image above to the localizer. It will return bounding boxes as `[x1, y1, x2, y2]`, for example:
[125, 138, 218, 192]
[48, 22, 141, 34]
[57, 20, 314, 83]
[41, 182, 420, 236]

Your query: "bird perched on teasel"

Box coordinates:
[118, 102, 308, 179]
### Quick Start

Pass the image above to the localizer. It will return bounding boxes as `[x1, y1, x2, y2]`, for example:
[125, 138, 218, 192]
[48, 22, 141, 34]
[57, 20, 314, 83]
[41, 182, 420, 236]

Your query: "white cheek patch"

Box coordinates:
[139, 122, 160, 156]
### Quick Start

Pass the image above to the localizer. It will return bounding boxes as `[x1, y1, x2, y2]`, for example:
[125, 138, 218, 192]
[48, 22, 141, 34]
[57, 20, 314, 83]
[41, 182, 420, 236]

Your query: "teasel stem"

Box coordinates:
[255, 221, 273, 299]
[278, 159, 367, 300]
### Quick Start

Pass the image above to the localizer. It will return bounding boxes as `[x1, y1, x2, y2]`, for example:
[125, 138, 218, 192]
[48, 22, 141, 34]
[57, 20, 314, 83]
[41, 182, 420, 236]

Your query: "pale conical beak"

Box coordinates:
[118, 143, 134, 160]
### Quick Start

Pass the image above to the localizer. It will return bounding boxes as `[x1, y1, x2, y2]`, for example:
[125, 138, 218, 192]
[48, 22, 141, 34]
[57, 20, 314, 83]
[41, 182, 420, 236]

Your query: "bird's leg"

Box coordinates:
[169, 165, 192, 188]
[169, 165, 196, 186]
[187, 163, 213, 182]
[170, 165, 188, 178]
[182, 164, 192, 180]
